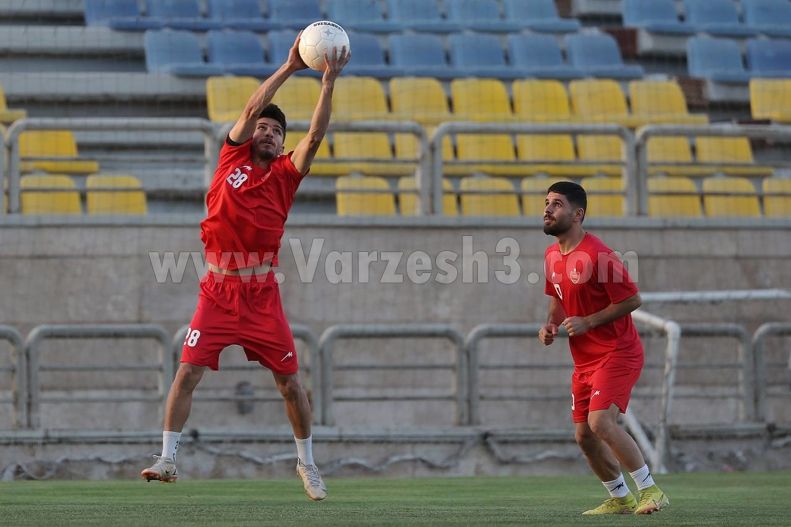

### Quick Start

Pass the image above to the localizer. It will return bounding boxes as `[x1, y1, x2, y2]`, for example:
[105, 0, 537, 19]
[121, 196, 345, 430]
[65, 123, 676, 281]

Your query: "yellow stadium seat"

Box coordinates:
[521, 176, 569, 217]
[336, 174, 396, 216]
[334, 77, 391, 120]
[646, 136, 712, 177]
[20, 174, 81, 215]
[695, 137, 773, 177]
[576, 135, 623, 176]
[581, 176, 624, 217]
[19, 130, 100, 174]
[451, 79, 514, 121]
[390, 77, 453, 124]
[647, 176, 702, 217]
[333, 132, 415, 176]
[397, 177, 457, 216]
[750, 79, 791, 122]
[569, 79, 643, 128]
[0, 83, 26, 124]
[629, 80, 708, 125]
[205, 76, 259, 123]
[282, 131, 334, 175]
[762, 177, 791, 217]
[272, 77, 321, 121]
[702, 176, 761, 217]
[86, 174, 147, 215]
[516, 134, 611, 177]
[512, 80, 572, 122]
[459, 175, 520, 216]
[453, 134, 518, 177]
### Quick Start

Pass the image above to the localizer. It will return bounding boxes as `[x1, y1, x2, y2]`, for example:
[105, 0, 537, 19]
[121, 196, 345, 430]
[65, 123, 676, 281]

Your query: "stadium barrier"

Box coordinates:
[752, 322, 791, 422]
[0, 325, 25, 428]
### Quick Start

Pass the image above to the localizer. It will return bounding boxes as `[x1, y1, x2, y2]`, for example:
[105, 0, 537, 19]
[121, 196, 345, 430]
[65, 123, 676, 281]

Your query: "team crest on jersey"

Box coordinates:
[569, 268, 581, 284]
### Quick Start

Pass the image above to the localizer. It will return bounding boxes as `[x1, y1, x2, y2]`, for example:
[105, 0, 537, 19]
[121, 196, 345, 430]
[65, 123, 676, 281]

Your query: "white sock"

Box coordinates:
[602, 475, 630, 498]
[295, 435, 314, 466]
[629, 464, 655, 490]
[162, 431, 181, 460]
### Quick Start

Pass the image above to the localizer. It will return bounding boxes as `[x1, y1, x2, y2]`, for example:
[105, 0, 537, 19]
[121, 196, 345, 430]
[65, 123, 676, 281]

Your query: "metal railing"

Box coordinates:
[318, 324, 467, 426]
[752, 322, 791, 422]
[0, 326, 25, 428]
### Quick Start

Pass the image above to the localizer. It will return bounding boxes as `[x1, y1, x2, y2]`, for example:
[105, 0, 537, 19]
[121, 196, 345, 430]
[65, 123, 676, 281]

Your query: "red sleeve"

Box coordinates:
[280, 151, 305, 192]
[544, 249, 561, 298]
[212, 137, 251, 185]
[598, 251, 639, 304]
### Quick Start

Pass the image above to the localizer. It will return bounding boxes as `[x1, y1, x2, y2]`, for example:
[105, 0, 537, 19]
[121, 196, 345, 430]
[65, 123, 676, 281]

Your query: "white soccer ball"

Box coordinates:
[298, 20, 350, 72]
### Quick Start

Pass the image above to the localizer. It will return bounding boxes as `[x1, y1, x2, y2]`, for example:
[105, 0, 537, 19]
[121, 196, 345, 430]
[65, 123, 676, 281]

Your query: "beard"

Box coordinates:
[254, 140, 279, 161]
[543, 216, 572, 236]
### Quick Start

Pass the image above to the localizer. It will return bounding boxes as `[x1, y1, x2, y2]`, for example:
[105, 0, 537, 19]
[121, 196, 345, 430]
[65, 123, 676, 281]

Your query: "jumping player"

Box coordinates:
[141, 35, 349, 501]
[539, 181, 669, 515]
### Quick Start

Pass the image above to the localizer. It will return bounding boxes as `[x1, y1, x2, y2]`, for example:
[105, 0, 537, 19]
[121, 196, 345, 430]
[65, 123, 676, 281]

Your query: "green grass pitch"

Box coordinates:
[1, 472, 789, 526]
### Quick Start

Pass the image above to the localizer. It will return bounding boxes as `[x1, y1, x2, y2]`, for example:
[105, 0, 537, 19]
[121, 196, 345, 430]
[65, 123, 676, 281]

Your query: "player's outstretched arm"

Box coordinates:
[228, 33, 308, 144]
[291, 46, 350, 176]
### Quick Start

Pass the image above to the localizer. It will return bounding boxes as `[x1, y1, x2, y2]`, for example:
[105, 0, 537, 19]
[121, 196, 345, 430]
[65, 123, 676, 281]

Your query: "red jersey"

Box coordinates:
[201, 138, 304, 271]
[544, 233, 643, 372]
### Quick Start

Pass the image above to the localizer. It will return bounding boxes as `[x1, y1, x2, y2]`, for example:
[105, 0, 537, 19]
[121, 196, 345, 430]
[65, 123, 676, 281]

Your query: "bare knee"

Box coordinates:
[174, 363, 205, 392]
[275, 374, 303, 402]
[575, 425, 598, 451]
[588, 413, 618, 442]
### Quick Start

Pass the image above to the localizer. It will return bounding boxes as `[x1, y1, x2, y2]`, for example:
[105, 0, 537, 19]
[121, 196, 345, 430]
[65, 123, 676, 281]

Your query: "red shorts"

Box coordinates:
[571, 355, 642, 423]
[180, 271, 298, 375]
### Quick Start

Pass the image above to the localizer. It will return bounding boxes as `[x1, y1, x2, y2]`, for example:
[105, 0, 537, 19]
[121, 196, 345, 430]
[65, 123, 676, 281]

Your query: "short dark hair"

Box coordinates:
[547, 181, 587, 220]
[258, 103, 287, 140]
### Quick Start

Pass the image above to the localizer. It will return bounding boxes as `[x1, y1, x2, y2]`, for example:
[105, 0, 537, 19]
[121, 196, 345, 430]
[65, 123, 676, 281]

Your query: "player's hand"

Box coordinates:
[287, 31, 308, 71]
[321, 45, 350, 84]
[562, 317, 591, 337]
[538, 323, 558, 345]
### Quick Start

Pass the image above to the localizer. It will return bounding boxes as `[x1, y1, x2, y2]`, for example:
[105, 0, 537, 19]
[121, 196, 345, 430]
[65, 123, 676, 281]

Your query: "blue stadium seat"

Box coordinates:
[448, 33, 522, 80]
[268, 0, 323, 29]
[747, 39, 791, 78]
[743, 0, 791, 38]
[386, 0, 462, 33]
[326, 0, 401, 33]
[502, 0, 581, 33]
[144, 30, 225, 76]
[623, 0, 695, 34]
[147, 0, 221, 31]
[507, 34, 584, 79]
[267, 30, 322, 77]
[566, 33, 645, 79]
[84, 0, 163, 30]
[207, 30, 276, 77]
[206, 0, 272, 32]
[687, 36, 751, 83]
[445, 0, 521, 33]
[684, 0, 757, 37]
[389, 33, 461, 79]
[343, 33, 404, 78]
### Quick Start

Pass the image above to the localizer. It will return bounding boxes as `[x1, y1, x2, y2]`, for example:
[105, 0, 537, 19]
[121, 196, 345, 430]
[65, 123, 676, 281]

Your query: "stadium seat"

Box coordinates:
[0, 83, 26, 124]
[326, 0, 400, 33]
[628, 80, 709, 125]
[454, 134, 519, 176]
[336, 174, 396, 215]
[695, 136, 773, 177]
[746, 39, 791, 78]
[507, 34, 584, 80]
[397, 177, 458, 216]
[451, 79, 514, 121]
[19, 130, 100, 174]
[575, 135, 623, 176]
[206, 76, 259, 123]
[206, 0, 271, 31]
[750, 79, 791, 122]
[623, 0, 695, 35]
[459, 175, 520, 216]
[86, 174, 147, 215]
[569, 79, 643, 127]
[502, 0, 581, 33]
[762, 176, 791, 217]
[207, 30, 274, 77]
[333, 133, 415, 176]
[581, 176, 625, 217]
[334, 77, 391, 120]
[684, 0, 758, 37]
[520, 176, 568, 216]
[742, 0, 791, 38]
[271, 77, 321, 120]
[512, 80, 573, 122]
[147, 0, 220, 31]
[268, 0, 323, 29]
[448, 33, 522, 80]
[83, 0, 163, 30]
[702, 176, 761, 217]
[389, 34, 460, 79]
[390, 77, 454, 124]
[516, 135, 608, 177]
[565, 33, 645, 80]
[343, 32, 404, 78]
[647, 176, 702, 217]
[144, 30, 224, 76]
[445, 0, 521, 33]
[645, 136, 712, 177]
[20, 174, 82, 215]
[386, 0, 462, 33]
[687, 36, 751, 83]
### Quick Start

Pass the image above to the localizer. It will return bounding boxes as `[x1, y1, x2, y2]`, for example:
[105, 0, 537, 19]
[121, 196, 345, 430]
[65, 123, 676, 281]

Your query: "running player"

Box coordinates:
[539, 181, 669, 515]
[141, 34, 349, 501]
